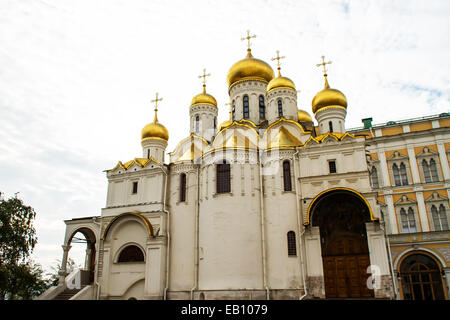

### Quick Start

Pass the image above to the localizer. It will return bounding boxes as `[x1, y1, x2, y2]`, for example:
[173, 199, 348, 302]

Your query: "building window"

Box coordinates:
[423, 158, 440, 183]
[329, 121, 333, 133]
[393, 163, 408, 186]
[217, 160, 231, 194]
[393, 163, 401, 186]
[232, 101, 235, 121]
[180, 173, 186, 202]
[132, 182, 138, 194]
[287, 231, 297, 256]
[195, 116, 200, 132]
[278, 99, 283, 117]
[432, 204, 449, 231]
[400, 163, 409, 185]
[423, 159, 431, 182]
[329, 160, 336, 174]
[259, 95, 265, 119]
[370, 166, 379, 189]
[214, 117, 217, 130]
[283, 160, 292, 191]
[118, 245, 144, 263]
[243, 95, 249, 119]
[147, 149, 150, 159]
[400, 207, 417, 233]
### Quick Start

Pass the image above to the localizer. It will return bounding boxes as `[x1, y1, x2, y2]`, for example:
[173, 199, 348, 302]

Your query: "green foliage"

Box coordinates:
[0, 194, 49, 299]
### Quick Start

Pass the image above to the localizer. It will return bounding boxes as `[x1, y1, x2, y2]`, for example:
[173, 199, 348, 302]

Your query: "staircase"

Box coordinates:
[53, 285, 87, 300]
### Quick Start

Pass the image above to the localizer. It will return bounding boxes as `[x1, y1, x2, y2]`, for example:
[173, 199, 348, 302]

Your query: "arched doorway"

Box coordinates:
[67, 227, 97, 283]
[399, 252, 446, 300]
[310, 189, 374, 298]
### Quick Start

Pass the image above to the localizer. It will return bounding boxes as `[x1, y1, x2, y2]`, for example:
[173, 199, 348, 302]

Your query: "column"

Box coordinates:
[304, 226, 325, 298]
[437, 142, 450, 180]
[385, 195, 398, 234]
[415, 192, 430, 232]
[378, 150, 390, 187]
[443, 267, 450, 299]
[144, 238, 167, 299]
[407, 146, 421, 184]
[58, 244, 72, 282]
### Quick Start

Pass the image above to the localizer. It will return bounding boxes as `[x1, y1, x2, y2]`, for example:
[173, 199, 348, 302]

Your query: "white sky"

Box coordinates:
[0, 0, 449, 274]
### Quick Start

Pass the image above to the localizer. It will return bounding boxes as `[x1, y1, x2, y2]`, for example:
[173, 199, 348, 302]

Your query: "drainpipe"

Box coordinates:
[161, 165, 170, 300]
[258, 150, 270, 300]
[190, 165, 200, 300]
[92, 217, 102, 300]
[293, 147, 308, 300]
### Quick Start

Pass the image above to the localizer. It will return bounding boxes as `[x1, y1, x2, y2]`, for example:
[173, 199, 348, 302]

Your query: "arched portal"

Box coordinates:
[399, 252, 446, 300]
[310, 189, 374, 298]
[67, 227, 97, 284]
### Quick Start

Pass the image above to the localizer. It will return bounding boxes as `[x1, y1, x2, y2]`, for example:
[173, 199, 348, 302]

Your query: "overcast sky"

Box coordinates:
[0, 0, 449, 275]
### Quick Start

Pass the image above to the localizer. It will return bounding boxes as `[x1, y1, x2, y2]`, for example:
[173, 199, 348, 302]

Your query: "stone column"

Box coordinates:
[85, 248, 92, 270]
[58, 244, 72, 283]
[144, 237, 167, 299]
[443, 267, 450, 299]
[437, 142, 450, 180]
[415, 192, 430, 232]
[304, 226, 325, 298]
[407, 146, 421, 184]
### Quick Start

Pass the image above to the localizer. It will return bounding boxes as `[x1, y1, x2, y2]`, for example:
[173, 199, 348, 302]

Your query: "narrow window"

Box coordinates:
[180, 173, 186, 202]
[259, 95, 265, 119]
[393, 164, 401, 186]
[430, 159, 439, 182]
[243, 95, 249, 119]
[214, 117, 217, 130]
[400, 208, 408, 233]
[132, 181, 138, 194]
[400, 163, 408, 185]
[147, 149, 150, 159]
[287, 231, 297, 256]
[118, 245, 144, 262]
[329, 160, 336, 174]
[283, 160, 292, 191]
[408, 207, 417, 232]
[370, 166, 379, 189]
[195, 116, 200, 132]
[217, 160, 231, 193]
[232, 101, 236, 121]
[278, 99, 283, 117]
[329, 121, 334, 133]
[422, 159, 431, 183]
[438, 205, 449, 231]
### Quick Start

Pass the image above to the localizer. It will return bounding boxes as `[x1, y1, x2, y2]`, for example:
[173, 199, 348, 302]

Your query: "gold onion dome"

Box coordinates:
[141, 110, 169, 142]
[298, 109, 313, 123]
[311, 74, 347, 114]
[191, 85, 217, 107]
[267, 75, 296, 92]
[227, 49, 275, 88]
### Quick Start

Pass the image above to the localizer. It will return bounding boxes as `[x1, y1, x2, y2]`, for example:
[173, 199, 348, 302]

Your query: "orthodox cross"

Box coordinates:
[271, 50, 286, 76]
[241, 30, 256, 51]
[316, 55, 332, 75]
[198, 68, 211, 92]
[151, 92, 163, 122]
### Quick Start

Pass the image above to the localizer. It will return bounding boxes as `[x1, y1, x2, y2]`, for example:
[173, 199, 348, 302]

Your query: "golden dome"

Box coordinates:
[298, 109, 313, 123]
[267, 75, 296, 93]
[191, 86, 217, 107]
[227, 49, 274, 89]
[141, 112, 169, 141]
[312, 75, 347, 114]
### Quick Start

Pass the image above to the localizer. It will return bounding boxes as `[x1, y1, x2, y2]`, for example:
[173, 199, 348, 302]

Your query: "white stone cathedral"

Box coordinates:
[39, 34, 450, 300]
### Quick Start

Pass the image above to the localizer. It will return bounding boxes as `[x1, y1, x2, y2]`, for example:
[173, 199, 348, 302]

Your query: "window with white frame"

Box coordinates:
[417, 147, 442, 183]
[370, 166, 379, 189]
[431, 204, 449, 231]
[400, 207, 417, 233]
[387, 151, 411, 187]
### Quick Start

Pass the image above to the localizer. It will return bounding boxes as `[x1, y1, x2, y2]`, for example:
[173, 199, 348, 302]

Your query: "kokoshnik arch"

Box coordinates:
[39, 31, 450, 300]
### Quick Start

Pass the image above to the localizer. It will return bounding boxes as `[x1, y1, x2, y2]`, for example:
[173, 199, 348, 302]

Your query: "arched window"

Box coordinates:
[232, 101, 236, 121]
[259, 95, 265, 119]
[118, 245, 145, 262]
[195, 116, 200, 132]
[370, 166, 379, 189]
[287, 231, 297, 256]
[216, 160, 231, 193]
[180, 173, 186, 202]
[278, 99, 283, 117]
[433, 205, 449, 231]
[393, 164, 401, 186]
[400, 163, 408, 185]
[400, 208, 417, 233]
[283, 160, 292, 191]
[422, 159, 431, 183]
[329, 121, 333, 133]
[214, 117, 217, 130]
[243, 95, 249, 119]
[430, 159, 439, 182]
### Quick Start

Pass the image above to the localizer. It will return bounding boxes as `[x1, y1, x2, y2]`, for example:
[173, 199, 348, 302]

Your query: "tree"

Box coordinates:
[0, 194, 49, 299]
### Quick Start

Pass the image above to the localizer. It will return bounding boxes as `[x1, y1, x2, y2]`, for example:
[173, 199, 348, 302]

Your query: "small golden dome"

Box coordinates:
[267, 75, 296, 93]
[191, 86, 217, 107]
[311, 75, 347, 114]
[141, 112, 169, 141]
[227, 49, 274, 89]
[298, 109, 313, 123]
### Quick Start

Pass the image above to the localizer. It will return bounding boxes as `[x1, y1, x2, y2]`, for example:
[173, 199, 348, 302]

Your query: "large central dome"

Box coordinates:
[227, 49, 274, 89]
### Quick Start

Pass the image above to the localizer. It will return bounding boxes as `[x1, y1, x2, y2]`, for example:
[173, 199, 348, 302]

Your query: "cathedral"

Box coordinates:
[39, 33, 450, 300]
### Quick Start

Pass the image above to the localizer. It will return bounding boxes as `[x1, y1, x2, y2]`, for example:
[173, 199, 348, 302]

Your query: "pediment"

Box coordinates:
[425, 191, 448, 202]
[394, 195, 416, 205]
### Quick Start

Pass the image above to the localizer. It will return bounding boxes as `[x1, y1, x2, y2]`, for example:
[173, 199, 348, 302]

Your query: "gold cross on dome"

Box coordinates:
[271, 50, 285, 76]
[241, 30, 256, 50]
[198, 68, 211, 87]
[151, 92, 163, 112]
[316, 55, 332, 75]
